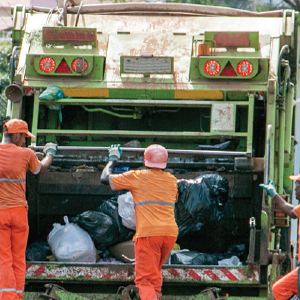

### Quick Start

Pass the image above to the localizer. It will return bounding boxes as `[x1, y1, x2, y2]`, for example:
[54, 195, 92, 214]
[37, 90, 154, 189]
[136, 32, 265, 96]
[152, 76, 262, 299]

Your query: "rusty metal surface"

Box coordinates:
[30, 3, 284, 17]
[106, 33, 191, 83]
[26, 263, 260, 285]
[24, 12, 284, 51]
[22, 8, 284, 89]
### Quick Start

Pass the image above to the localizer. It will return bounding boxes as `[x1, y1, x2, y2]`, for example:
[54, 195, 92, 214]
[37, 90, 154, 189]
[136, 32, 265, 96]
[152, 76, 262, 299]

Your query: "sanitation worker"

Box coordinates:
[0, 119, 57, 300]
[260, 174, 300, 300]
[101, 144, 178, 300]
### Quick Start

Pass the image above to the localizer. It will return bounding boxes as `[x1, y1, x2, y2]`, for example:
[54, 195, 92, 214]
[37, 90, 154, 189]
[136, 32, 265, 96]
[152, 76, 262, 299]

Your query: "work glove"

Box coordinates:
[43, 142, 58, 156]
[108, 144, 123, 161]
[259, 180, 278, 199]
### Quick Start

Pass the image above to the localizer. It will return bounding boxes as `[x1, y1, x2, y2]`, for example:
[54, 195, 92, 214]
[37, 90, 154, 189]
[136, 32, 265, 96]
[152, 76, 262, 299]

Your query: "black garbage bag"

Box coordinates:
[71, 211, 119, 250]
[218, 244, 247, 262]
[26, 241, 51, 261]
[176, 192, 239, 254]
[97, 197, 135, 243]
[176, 174, 229, 239]
[171, 251, 218, 265]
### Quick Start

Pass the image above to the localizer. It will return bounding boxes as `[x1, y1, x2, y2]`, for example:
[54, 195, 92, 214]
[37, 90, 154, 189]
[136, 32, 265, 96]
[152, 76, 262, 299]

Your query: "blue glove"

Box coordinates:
[43, 142, 57, 156]
[259, 180, 278, 198]
[108, 144, 123, 161]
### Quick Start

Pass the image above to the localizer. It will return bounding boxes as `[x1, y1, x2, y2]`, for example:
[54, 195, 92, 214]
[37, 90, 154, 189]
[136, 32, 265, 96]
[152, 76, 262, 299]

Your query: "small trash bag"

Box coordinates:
[97, 197, 135, 244]
[218, 255, 242, 266]
[39, 84, 65, 122]
[170, 250, 218, 265]
[47, 216, 97, 263]
[39, 84, 66, 101]
[26, 241, 51, 261]
[71, 210, 120, 250]
[118, 192, 136, 230]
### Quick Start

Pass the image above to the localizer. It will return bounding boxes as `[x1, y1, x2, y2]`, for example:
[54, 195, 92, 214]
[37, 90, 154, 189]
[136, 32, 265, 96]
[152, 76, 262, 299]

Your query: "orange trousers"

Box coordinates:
[272, 267, 298, 300]
[0, 207, 29, 300]
[134, 236, 176, 300]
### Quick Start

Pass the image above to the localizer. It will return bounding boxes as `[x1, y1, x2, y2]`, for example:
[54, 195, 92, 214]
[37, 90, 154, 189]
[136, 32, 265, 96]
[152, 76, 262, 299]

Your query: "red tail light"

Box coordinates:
[220, 62, 237, 76]
[204, 60, 220, 76]
[55, 59, 72, 73]
[39, 57, 56, 73]
[275, 212, 286, 217]
[71, 58, 88, 73]
[236, 61, 253, 77]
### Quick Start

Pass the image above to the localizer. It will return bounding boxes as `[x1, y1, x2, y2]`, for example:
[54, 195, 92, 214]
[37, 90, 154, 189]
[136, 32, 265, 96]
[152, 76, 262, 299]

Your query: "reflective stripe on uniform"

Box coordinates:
[32, 163, 42, 175]
[109, 175, 115, 191]
[0, 287, 23, 294]
[135, 200, 174, 207]
[0, 178, 25, 182]
[0, 288, 17, 292]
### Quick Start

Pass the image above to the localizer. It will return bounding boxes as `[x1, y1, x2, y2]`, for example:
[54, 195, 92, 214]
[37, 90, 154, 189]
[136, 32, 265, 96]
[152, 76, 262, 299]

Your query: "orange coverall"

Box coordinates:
[0, 143, 41, 300]
[272, 267, 298, 300]
[109, 168, 178, 300]
[272, 204, 300, 300]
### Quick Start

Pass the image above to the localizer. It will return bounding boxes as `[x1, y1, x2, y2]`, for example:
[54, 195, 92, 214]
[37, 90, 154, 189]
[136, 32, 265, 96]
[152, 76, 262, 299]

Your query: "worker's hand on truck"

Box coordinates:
[43, 143, 58, 156]
[108, 144, 123, 161]
[259, 180, 278, 199]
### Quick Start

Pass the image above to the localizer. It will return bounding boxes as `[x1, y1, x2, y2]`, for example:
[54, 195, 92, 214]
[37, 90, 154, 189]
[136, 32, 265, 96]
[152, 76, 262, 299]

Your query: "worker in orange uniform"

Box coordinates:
[260, 174, 300, 300]
[101, 144, 178, 300]
[0, 119, 57, 300]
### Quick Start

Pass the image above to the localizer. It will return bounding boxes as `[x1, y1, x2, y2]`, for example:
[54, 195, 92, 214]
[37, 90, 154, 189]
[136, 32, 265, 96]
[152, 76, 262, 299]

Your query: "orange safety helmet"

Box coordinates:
[144, 144, 168, 169]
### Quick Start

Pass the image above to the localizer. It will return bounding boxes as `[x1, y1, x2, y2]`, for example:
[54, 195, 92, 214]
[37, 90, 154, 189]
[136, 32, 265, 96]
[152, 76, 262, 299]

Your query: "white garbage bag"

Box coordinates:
[118, 192, 136, 230]
[48, 216, 97, 262]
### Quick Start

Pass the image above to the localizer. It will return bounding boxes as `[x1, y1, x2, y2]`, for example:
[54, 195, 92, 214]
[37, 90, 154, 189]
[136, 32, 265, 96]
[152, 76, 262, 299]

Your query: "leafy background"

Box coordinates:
[0, 40, 10, 118]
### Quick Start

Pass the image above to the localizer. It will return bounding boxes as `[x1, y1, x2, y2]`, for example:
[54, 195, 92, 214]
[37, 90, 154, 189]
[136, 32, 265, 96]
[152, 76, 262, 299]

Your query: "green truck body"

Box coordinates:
[5, 2, 300, 299]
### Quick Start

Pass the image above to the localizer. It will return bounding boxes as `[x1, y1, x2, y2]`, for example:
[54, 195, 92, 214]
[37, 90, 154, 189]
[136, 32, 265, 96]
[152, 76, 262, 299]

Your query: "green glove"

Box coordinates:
[43, 142, 58, 156]
[259, 180, 278, 198]
[108, 144, 123, 161]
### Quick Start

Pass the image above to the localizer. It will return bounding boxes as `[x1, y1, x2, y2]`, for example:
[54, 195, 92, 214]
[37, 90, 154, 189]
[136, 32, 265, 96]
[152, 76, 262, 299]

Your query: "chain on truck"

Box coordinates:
[4, 1, 300, 299]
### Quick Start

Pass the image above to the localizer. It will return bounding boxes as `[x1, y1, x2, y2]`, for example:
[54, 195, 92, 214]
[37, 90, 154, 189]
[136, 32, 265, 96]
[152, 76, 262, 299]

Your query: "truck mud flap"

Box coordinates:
[38, 284, 88, 300]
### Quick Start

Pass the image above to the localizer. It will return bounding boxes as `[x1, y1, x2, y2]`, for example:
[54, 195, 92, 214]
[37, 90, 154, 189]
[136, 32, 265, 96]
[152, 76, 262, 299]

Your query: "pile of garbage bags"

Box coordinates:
[170, 244, 246, 266]
[70, 196, 135, 251]
[27, 173, 243, 265]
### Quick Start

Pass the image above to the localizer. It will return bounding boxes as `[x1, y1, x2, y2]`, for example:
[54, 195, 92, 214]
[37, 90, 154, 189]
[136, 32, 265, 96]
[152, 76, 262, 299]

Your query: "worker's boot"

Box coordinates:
[120, 285, 140, 300]
[38, 283, 88, 300]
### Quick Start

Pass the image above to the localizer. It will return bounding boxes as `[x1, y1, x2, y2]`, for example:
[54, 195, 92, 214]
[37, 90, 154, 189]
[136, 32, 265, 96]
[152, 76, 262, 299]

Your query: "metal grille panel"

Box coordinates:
[123, 57, 173, 74]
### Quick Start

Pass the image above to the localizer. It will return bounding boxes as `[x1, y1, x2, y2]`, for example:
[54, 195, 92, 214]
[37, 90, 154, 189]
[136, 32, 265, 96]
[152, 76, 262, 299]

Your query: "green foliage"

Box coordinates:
[0, 39, 11, 120]
[0, 41, 11, 94]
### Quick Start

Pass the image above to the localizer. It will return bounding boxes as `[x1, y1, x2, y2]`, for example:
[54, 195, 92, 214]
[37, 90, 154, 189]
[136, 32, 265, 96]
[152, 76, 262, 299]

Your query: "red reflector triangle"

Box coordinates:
[55, 59, 72, 73]
[220, 62, 237, 76]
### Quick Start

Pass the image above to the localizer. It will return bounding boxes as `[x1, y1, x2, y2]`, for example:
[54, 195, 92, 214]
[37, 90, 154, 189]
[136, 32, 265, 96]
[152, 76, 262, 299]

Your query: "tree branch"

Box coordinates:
[283, 0, 298, 9]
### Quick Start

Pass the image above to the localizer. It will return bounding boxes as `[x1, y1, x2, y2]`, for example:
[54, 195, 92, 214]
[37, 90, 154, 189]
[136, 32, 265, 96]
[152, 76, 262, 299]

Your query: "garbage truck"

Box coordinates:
[4, 2, 300, 299]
